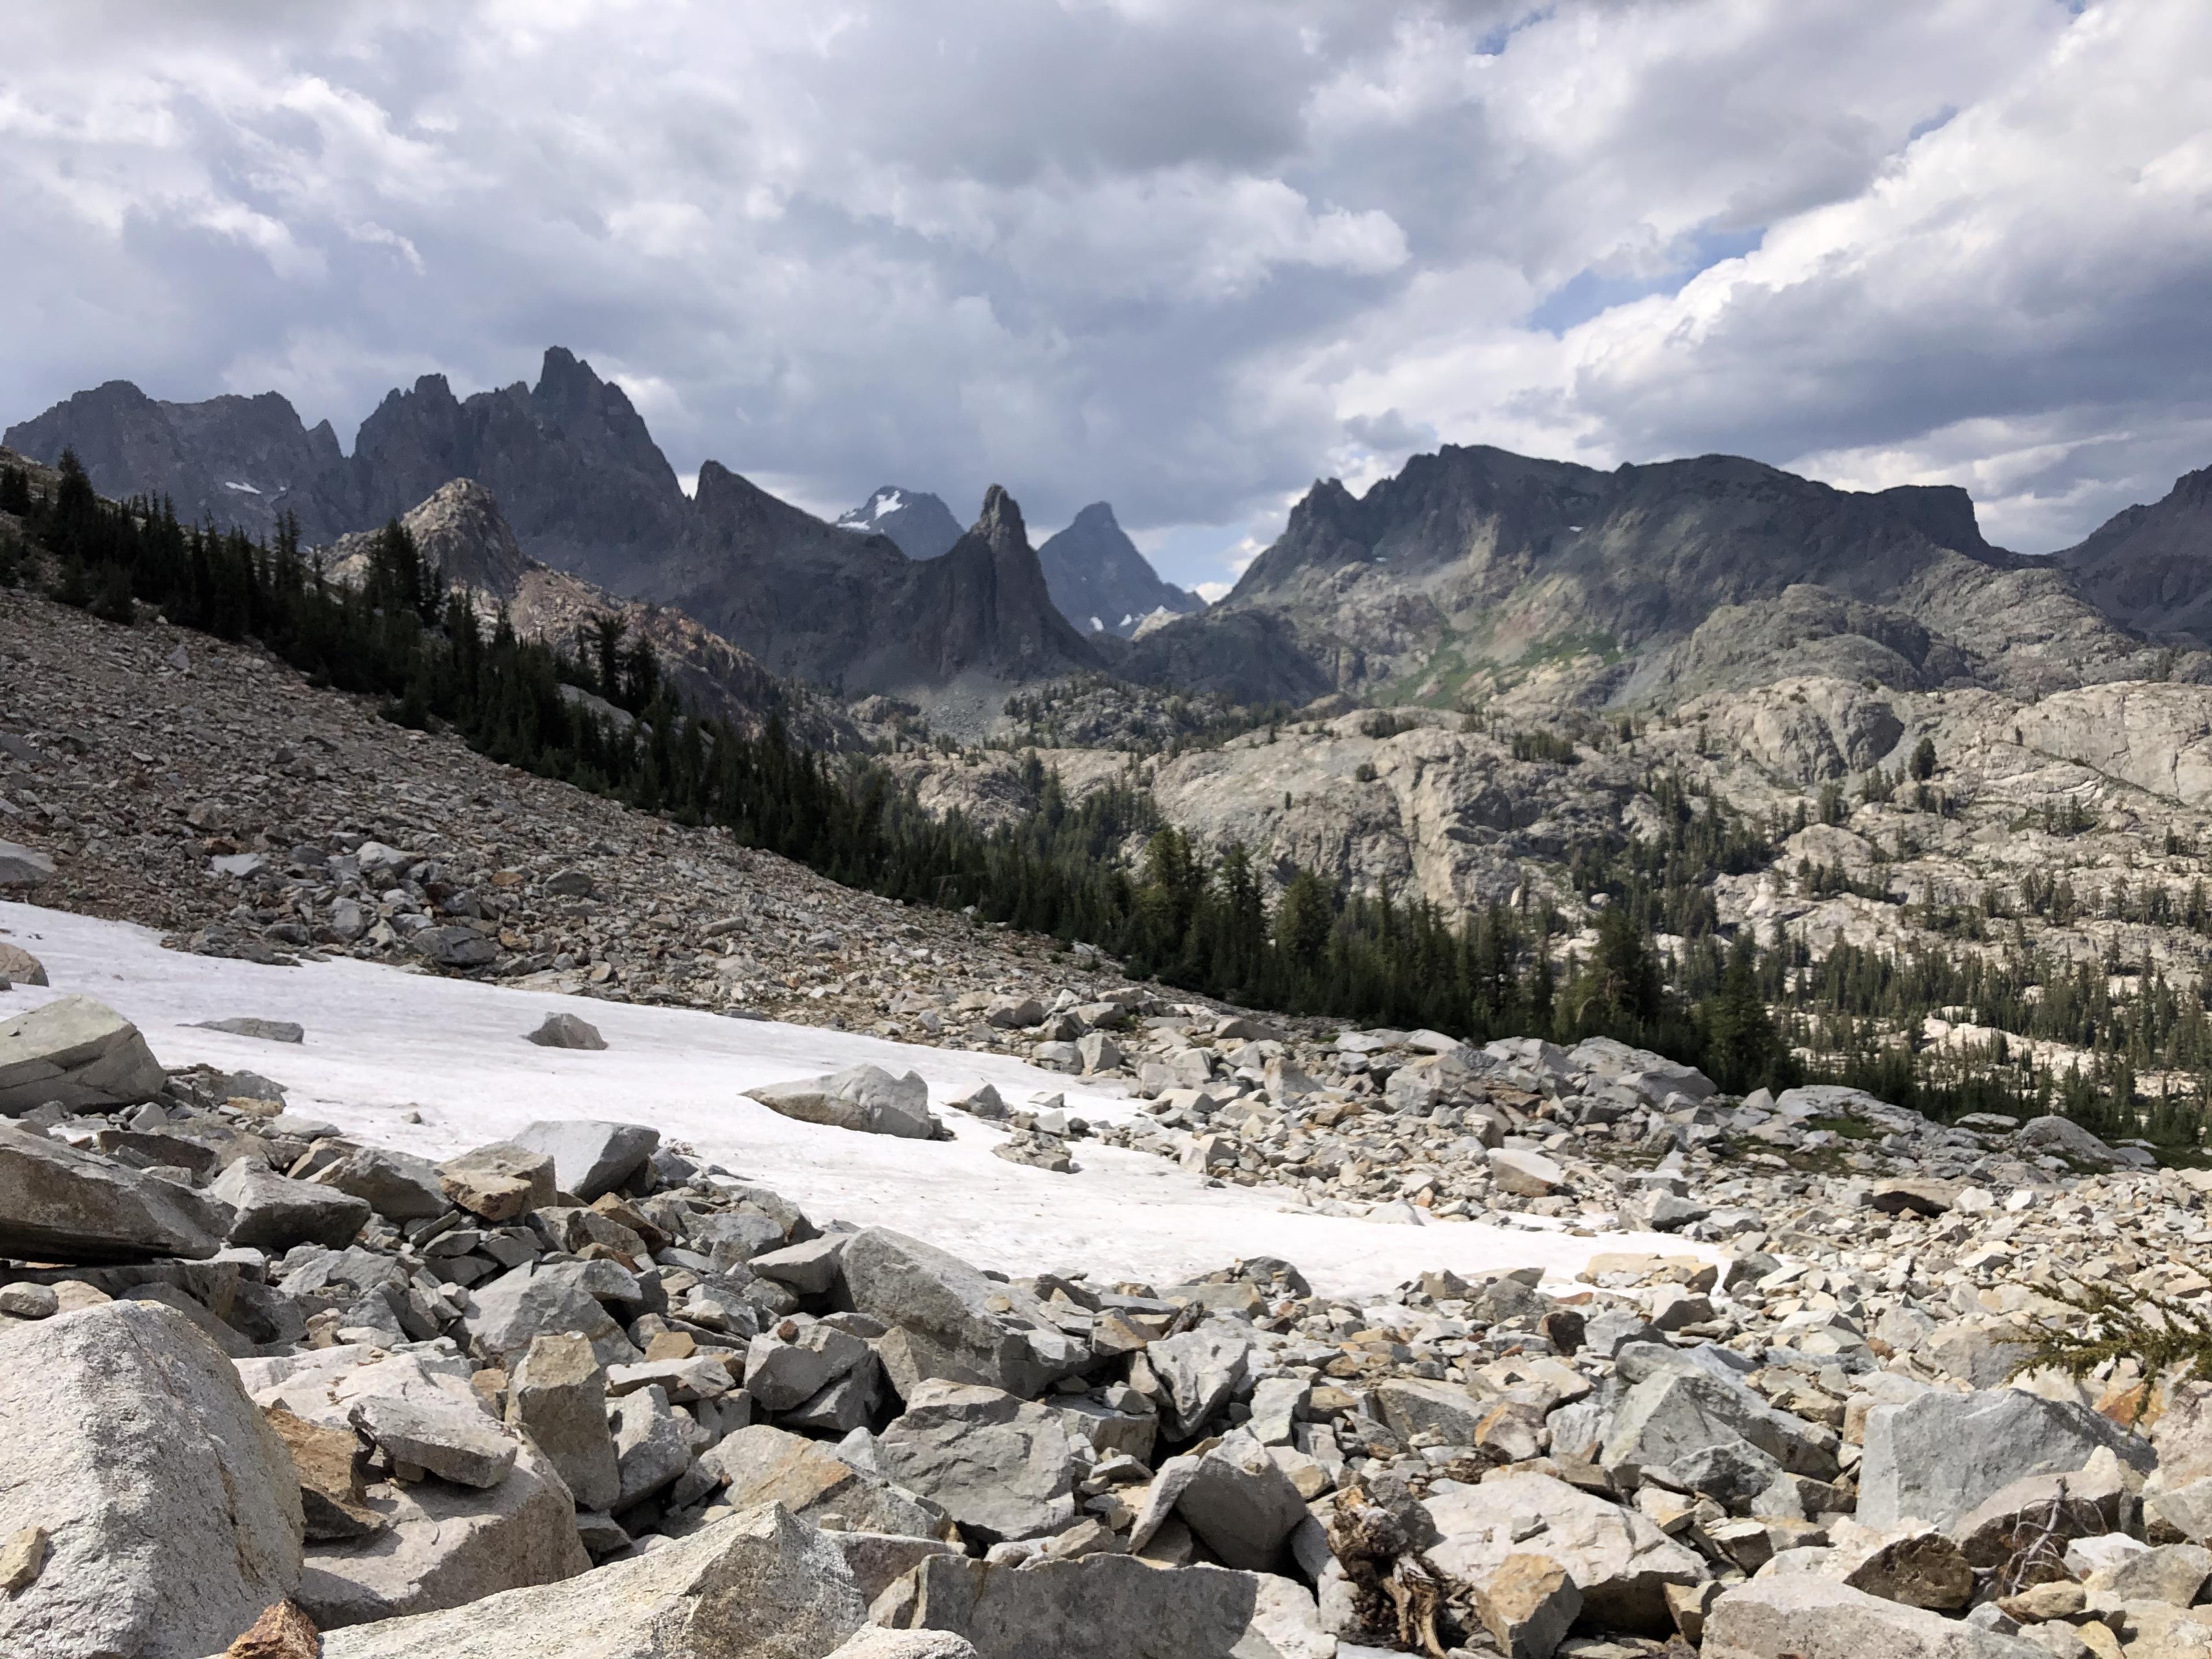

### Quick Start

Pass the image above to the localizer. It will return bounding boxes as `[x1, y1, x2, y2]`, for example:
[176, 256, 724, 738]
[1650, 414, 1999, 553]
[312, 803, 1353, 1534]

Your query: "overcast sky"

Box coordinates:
[2, 1, 2207, 594]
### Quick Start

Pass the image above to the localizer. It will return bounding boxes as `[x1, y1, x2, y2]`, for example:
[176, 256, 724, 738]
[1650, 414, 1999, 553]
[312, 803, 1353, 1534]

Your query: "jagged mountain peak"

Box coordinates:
[1034, 498, 1202, 638]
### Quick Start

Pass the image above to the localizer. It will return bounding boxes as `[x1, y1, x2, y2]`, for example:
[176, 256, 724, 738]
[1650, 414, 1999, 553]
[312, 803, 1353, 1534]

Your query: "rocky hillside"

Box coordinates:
[837, 486, 966, 561]
[316, 478, 853, 746]
[1121, 445, 2188, 712]
[1036, 502, 1205, 638]
[2060, 463, 2212, 649]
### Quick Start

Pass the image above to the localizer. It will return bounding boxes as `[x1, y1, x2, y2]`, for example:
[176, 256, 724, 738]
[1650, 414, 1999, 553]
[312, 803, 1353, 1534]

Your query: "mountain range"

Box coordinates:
[11, 352, 2212, 726]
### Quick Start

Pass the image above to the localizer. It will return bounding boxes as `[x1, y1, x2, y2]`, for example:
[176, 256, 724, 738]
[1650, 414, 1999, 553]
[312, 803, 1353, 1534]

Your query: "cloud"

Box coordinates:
[0, 0, 2203, 586]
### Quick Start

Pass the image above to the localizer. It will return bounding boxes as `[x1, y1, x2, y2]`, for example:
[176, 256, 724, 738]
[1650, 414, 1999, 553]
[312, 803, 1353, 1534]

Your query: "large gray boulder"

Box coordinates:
[748, 1065, 946, 1140]
[882, 1552, 1333, 1659]
[1700, 1574, 2047, 1658]
[208, 1159, 371, 1249]
[318, 1145, 448, 1220]
[511, 1118, 658, 1200]
[0, 1301, 303, 1659]
[1600, 1353, 1839, 1493]
[1145, 1322, 1253, 1439]
[463, 1260, 644, 1371]
[838, 1229, 1086, 1399]
[507, 1332, 621, 1512]
[0, 995, 166, 1114]
[1859, 1388, 2154, 1530]
[683, 1425, 946, 1537]
[876, 1381, 1077, 1544]
[611, 1383, 697, 1510]
[351, 1392, 520, 1489]
[1135, 1430, 1306, 1571]
[298, 1437, 589, 1628]
[320, 1502, 866, 1659]
[0, 1124, 232, 1262]
[1418, 1472, 1707, 1635]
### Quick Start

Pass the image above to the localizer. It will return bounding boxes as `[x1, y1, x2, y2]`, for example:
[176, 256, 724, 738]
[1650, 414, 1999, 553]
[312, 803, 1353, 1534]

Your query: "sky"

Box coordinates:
[1, 1, 2208, 598]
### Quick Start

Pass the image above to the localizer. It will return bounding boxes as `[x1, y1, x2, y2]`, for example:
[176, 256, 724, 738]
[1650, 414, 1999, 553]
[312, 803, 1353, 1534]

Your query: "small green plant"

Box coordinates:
[2009, 1281, 2212, 1384]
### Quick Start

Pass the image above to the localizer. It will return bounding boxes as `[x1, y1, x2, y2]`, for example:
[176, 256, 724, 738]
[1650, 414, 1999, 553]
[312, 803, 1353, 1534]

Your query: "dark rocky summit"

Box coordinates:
[2060, 463, 2212, 648]
[1036, 502, 1204, 639]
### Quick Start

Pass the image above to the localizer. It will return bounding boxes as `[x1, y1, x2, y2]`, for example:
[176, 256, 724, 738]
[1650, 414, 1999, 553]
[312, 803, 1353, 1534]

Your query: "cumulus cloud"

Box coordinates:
[0, 0, 2203, 591]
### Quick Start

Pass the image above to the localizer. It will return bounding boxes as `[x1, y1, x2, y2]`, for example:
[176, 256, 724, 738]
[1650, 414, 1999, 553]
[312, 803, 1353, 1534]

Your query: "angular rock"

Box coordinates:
[827, 1630, 979, 1659]
[876, 1379, 1078, 1544]
[437, 1141, 557, 1221]
[1601, 1360, 1838, 1494]
[2086, 1540, 2212, 1606]
[686, 1424, 945, 1537]
[299, 1438, 587, 1629]
[351, 1393, 518, 1489]
[0, 1301, 303, 1659]
[0, 1124, 232, 1263]
[412, 926, 496, 969]
[1419, 1471, 1708, 1634]
[1489, 1147, 1568, 1197]
[0, 943, 47, 987]
[509, 1118, 658, 1201]
[611, 1383, 696, 1509]
[1859, 1389, 2154, 1531]
[463, 1260, 643, 1371]
[211, 1160, 372, 1250]
[1700, 1574, 2048, 1658]
[319, 1502, 865, 1658]
[750, 1234, 850, 1296]
[0, 841, 54, 889]
[1474, 1553, 1582, 1659]
[1839, 1530, 1975, 1610]
[220, 1600, 321, 1659]
[316, 1146, 447, 1221]
[1146, 1321, 1253, 1440]
[747, 1065, 945, 1140]
[885, 1552, 1332, 1659]
[839, 1229, 1083, 1399]
[265, 1406, 383, 1542]
[193, 1017, 304, 1043]
[526, 1012, 607, 1051]
[1168, 1431, 1308, 1571]
[1372, 1377, 1485, 1446]
[746, 1320, 870, 1410]
[0, 995, 166, 1114]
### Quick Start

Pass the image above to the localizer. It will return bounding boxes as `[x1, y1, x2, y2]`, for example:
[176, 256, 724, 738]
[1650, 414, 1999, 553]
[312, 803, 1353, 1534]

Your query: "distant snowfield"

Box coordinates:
[1, 901, 1712, 1300]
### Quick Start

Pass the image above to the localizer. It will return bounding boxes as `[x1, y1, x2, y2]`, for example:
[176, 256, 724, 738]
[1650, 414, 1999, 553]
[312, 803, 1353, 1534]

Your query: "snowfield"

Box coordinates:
[2, 901, 1712, 1300]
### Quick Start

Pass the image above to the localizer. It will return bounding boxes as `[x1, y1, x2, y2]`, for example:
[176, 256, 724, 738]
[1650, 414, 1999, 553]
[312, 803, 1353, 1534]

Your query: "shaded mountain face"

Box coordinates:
[1035, 501, 1205, 638]
[647, 473, 1103, 694]
[2, 381, 345, 544]
[836, 486, 964, 561]
[8, 351, 1091, 702]
[2059, 465, 2212, 647]
[1120, 441, 2157, 708]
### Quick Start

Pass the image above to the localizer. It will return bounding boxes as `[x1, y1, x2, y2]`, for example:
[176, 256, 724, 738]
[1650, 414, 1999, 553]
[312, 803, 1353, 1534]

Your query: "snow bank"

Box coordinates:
[1, 902, 1712, 1299]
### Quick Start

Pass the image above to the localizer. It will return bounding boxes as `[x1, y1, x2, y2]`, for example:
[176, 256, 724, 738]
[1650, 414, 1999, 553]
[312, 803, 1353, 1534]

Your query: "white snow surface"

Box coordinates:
[1, 902, 1712, 1300]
